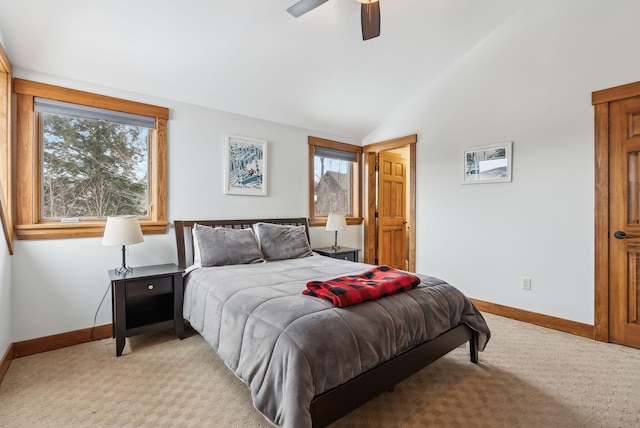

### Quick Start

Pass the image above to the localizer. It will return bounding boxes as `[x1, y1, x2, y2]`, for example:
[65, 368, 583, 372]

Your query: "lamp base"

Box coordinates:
[114, 265, 134, 275]
[114, 245, 134, 275]
[331, 231, 341, 251]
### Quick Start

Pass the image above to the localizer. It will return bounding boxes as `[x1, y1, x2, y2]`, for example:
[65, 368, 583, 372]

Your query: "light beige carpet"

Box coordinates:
[1, 313, 639, 427]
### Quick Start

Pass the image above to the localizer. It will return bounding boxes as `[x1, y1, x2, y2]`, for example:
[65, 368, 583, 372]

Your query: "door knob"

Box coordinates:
[614, 230, 632, 239]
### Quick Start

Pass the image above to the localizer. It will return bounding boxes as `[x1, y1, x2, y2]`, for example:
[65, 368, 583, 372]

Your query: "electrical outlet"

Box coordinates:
[521, 277, 532, 290]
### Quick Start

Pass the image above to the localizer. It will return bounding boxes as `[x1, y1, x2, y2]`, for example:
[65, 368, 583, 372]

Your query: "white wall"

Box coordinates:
[0, 231, 11, 355]
[365, 0, 640, 324]
[0, 24, 12, 356]
[10, 70, 362, 342]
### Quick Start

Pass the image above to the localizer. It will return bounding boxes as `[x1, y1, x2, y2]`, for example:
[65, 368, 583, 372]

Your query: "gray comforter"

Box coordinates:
[183, 254, 490, 428]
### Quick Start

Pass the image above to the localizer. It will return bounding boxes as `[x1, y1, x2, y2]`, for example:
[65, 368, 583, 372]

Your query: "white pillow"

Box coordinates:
[190, 223, 203, 271]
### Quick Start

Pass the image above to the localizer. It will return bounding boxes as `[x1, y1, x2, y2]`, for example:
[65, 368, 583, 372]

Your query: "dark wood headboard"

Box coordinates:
[173, 218, 310, 269]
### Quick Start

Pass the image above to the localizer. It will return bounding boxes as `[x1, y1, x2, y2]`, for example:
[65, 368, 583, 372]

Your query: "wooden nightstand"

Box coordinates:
[109, 263, 184, 356]
[313, 247, 360, 262]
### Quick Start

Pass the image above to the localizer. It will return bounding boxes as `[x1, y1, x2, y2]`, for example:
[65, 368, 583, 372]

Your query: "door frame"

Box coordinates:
[363, 134, 417, 271]
[593, 80, 640, 342]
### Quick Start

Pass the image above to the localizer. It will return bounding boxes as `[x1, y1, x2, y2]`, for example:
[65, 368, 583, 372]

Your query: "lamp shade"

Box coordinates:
[325, 214, 347, 232]
[102, 215, 144, 246]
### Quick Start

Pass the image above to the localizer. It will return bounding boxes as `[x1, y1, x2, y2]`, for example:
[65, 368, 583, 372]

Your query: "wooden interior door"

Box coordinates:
[377, 151, 407, 269]
[609, 96, 640, 349]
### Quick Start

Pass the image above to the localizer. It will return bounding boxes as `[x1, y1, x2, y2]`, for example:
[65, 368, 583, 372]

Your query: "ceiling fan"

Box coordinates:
[287, 0, 381, 41]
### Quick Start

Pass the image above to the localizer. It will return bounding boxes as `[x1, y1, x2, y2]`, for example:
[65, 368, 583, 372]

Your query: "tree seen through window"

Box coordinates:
[41, 113, 149, 219]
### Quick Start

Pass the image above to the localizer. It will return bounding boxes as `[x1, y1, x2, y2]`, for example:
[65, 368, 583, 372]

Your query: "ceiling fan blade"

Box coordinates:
[361, 2, 380, 40]
[287, 0, 329, 17]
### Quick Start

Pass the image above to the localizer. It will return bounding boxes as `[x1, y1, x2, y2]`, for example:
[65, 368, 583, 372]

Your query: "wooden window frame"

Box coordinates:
[308, 136, 363, 227]
[14, 79, 169, 239]
[0, 43, 12, 253]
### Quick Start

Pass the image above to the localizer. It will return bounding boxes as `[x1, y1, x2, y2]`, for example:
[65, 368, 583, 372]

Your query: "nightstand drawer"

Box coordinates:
[339, 252, 356, 262]
[312, 247, 360, 262]
[126, 276, 173, 298]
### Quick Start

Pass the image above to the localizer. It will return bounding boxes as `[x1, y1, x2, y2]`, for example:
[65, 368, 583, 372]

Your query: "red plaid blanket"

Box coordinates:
[303, 265, 421, 307]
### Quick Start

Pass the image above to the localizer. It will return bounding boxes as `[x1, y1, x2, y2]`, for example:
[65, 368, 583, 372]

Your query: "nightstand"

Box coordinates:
[109, 263, 184, 356]
[313, 247, 360, 262]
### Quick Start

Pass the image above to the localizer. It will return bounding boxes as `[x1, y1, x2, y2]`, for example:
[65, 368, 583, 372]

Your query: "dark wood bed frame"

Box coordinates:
[174, 218, 478, 428]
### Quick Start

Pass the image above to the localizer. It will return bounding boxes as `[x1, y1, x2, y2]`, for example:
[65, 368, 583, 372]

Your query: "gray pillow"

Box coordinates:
[194, 224, 264, 266]
[253, 222, 312, 261]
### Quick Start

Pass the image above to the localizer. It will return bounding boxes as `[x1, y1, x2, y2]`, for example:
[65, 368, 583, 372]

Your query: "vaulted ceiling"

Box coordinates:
[0, 0, 527, 140]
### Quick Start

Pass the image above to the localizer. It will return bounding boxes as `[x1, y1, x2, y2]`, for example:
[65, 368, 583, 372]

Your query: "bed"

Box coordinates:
[174, 218, 490, 428]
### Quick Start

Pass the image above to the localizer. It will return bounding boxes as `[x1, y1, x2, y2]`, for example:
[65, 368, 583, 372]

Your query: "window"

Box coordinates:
[0, 43, 12, 253]
[308, 136, 362, 227]
[14, 79, 169, 239]
[38, 99, 152, 219]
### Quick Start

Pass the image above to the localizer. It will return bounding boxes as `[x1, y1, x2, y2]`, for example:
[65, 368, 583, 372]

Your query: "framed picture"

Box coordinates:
[463, 141, 512, 184]
[224, 134, 268, 196]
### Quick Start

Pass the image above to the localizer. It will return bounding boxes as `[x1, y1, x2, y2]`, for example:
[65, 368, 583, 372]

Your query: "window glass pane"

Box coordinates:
[41, 113, 150, 219]
[314, 154, 352, 215]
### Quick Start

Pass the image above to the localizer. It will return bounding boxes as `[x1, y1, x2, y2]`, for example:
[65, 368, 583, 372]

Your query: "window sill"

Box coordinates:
[309, 217, 363, 227]
[15, 220, 169, 240]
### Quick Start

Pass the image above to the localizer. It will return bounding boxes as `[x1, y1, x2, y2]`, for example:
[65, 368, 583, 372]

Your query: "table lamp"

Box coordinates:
[325, 214, 347, 250]
[102, 215, 144, 274]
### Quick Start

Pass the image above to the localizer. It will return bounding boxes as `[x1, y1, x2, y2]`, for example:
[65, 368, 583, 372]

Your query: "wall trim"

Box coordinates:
[4, 300, 594, 367]
[12, 324, 112, 359]
[471, 299, 594, 339]
[0, 343, 13, 384]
